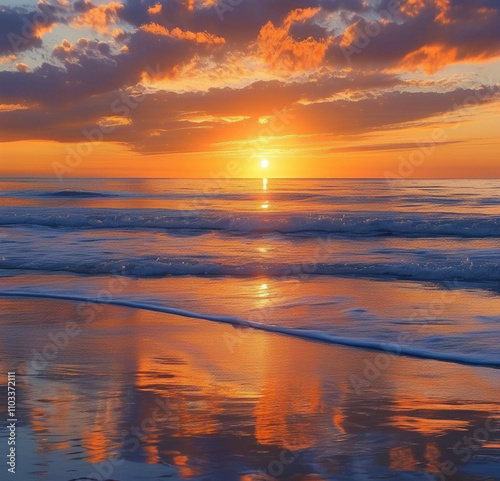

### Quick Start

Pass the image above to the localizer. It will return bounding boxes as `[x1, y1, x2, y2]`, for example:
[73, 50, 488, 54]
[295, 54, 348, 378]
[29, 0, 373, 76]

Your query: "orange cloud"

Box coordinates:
[184, 0, 216, 11]
[0, 103, 29, 112]
[400, 0, 451, 24]
[283, 7, 321, 28]
[16, 63, 29, 73]
[33, 22, 56, 38]
[0, 55, 16, 64]
[401, 0, 427, 17]
[339, 20, 363, 47]
[53, 39, 77, 61]
[257, 8, 330, 73]
[112, 28, 126, 40]
[140, 22, 169, 36]
[170, 27, 225, 45]
[336, 0, 500, 74]
[72, 1, 124, 34]
[140, 23, 225, 45]
[399, 44, 457, 73]
[399, 42, 499, 74]
[147, 3, 162, 15]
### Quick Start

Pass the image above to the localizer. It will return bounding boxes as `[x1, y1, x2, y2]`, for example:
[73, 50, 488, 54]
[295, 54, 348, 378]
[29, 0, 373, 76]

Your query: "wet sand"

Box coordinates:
[0, 297, 499, 480]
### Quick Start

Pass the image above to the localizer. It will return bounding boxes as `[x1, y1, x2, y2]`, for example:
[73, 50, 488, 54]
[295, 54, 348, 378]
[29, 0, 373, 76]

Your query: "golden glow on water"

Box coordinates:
[261, 178, 269, 208]
[259, 283, 269, 297]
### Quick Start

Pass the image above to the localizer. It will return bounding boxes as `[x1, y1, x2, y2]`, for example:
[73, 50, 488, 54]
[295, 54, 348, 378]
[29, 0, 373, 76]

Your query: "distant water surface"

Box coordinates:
[1, 178, 500, 364]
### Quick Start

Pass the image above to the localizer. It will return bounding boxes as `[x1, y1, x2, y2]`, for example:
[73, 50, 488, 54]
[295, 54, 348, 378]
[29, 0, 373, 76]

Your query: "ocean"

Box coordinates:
[0, 178, 499, 480]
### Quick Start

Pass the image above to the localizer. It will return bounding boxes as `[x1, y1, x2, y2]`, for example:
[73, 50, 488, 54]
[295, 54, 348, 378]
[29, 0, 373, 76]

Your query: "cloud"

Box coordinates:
[257, 8, 332, 72]
[147, 3, 162, 15]
[328, 0, 500, 72]
[139, 22, 225, 45]
[400, 0, 450, 22]
[52, 38, 77, 61]
[1, 68, 497, 157]
[117, 0, 367, 45]
[111, 0, 500, 75]
[0, 55, 16, 64]
[15, 62, 28, 72]
[328, 140, 464, 153]
[0, 4, 61, 55]
[1, 0, 499, 167]
[0, 19, 226, 106]
[0, 71, 399, 146]
[293, 86, 500, 137]
[71, 1, 125, 34]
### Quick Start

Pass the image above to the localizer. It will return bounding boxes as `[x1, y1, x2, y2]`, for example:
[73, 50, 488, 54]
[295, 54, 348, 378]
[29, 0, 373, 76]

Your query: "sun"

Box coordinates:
[261, 158, 269, 169]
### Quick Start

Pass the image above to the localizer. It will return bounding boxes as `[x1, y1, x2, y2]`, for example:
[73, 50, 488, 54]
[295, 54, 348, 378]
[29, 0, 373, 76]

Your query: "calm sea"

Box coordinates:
[0, 178, 499, 481]
[1, 178, 500, 364]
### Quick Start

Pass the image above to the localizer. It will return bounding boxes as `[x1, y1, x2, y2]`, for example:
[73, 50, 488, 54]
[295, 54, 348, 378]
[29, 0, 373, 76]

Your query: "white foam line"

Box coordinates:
[1, 290, 499, 369]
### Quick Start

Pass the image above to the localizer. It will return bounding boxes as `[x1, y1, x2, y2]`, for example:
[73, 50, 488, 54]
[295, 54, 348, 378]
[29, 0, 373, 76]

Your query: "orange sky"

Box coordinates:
[0, 0, 499, 178]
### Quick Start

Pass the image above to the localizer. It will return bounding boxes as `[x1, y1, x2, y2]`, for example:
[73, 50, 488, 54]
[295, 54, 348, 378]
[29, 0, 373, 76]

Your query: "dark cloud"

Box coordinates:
[129, 85, 499, 153]
[328, 140, 465, 153]
[0, 71, 399, 142]
[0, 3, 62, 55]
[118, 0, 367, 45]
[0, 23, 224, 105]
[73, 0, 94, 13]
[328, 0, 500, 71]
[294, 87, 500, 136]
[2, 71, 497, 156]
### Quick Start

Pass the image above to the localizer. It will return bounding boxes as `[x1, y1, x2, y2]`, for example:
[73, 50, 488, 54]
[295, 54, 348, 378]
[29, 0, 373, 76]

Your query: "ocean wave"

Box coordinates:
[1, 207, 500, 238]
[37, 190, 116, 198]
[0, 255, 499, 285]
[0, 290, 498, 369]
[0, 190, 119, 199]
[1, 190, 499, 206]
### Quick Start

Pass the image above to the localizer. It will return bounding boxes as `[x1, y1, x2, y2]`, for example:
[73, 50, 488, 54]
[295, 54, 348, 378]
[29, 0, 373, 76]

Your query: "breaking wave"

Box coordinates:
[1, 207, 500, 238]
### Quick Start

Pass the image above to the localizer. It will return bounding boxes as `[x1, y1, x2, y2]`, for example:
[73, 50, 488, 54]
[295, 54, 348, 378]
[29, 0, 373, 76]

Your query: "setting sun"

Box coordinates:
[261, 159, 269, 169]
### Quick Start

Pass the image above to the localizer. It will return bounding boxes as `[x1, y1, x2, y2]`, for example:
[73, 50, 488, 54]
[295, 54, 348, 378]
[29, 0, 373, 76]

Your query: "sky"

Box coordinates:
[0, 0, 499, 178]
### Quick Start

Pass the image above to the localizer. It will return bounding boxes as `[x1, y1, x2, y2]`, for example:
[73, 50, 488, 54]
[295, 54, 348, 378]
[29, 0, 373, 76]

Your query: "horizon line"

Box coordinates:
[1, 176, 500, 181]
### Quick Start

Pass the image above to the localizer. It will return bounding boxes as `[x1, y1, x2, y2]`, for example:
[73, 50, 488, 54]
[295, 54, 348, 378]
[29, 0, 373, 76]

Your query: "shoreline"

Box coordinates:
[2, 290, 500, 371]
